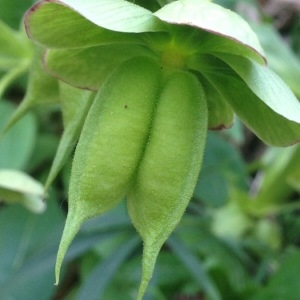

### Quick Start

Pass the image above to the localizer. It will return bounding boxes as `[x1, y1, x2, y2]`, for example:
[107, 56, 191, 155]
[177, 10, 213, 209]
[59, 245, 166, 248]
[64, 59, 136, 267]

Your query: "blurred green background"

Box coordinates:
[1, 0, 300, 299]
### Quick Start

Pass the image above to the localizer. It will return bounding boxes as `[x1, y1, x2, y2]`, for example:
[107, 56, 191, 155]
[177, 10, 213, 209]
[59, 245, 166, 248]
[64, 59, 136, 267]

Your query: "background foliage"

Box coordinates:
[1, 0, 300, 299]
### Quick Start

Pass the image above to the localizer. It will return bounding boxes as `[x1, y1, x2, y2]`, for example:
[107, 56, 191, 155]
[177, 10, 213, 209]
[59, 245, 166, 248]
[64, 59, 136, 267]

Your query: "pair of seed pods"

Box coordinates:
[55, 56, 208, 298]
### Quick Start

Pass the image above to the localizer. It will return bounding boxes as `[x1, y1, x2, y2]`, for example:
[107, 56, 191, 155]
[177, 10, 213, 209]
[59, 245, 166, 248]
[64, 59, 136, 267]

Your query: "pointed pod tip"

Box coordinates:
[54, 269, 61, 286]
[136, 241, 163, 300]
[55, 210, 84, 287]
[137, 278, 151, 300]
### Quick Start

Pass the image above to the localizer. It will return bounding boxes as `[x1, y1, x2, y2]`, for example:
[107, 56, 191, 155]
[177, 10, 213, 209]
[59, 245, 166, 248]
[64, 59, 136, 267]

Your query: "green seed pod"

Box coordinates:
[55, 56, 162, 284]
[127, 70, 208, 299]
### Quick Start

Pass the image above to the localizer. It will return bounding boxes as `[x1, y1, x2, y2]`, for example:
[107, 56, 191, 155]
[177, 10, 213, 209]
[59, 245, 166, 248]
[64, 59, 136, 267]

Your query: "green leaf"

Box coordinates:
[154, 0, 265, 64]
[151, 252, 194, 291]
[25, 133, 60, 174]
[44, 84, 94, 190]
[77, 234, 140, 300]
[248, 145, 300, 213]
[0, 195, 64, 300]
[167, 235, 222, 300]
[253, 218, 281, 251]
[0, 101, 37, 169]
[0, 189, 118, 300]
[195, 132, 248, 206]
[45, 45, 157, 90]
[179, 217, 250, 293]
[202, 72, 300, 146]
[251, 251, 300, 300]
[216, 53, 300, 125]
[211, 194, 253, 240]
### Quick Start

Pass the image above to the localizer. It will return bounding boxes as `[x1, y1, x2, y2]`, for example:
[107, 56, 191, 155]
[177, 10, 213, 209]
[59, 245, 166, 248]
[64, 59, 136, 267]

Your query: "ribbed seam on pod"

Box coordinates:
[55, 56, 163, 285]
[127, 70, 208, 300]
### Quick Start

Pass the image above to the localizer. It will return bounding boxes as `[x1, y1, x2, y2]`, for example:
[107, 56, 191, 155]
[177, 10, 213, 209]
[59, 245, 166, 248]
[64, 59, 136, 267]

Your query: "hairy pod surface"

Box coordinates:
[55, 56, 162, 284]
[127, 71, 208, 299]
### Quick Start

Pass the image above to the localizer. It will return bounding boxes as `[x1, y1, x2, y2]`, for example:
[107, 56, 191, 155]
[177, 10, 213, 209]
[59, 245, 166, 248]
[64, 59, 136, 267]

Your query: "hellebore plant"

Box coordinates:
[21, 0, 300, 298]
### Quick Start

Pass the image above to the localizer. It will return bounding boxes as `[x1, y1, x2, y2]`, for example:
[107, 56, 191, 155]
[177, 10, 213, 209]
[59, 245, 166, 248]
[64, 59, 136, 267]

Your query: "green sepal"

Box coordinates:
[253, 24, 300, 98]
[51, 0, 165, 32]
[154, 0, 265, 64]
[190, 52, 300, 146]
[45, 44, 158, 90]
[204, 73, 300, 146]
[195, 73, 234, 130]
[188, 54, 235, 129]
[25, 1, 151, 49]
[25, 0, 166, 49]
[216, 53, 300, 125]
[204, 78, 234, 130]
